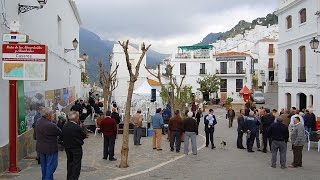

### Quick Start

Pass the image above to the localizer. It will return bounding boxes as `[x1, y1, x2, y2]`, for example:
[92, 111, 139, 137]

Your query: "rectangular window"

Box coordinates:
[300, 8, 306, 23]
[236, 62, 243, 74]
[200, 63, 206, 74]
[180, 63, 186, 75]
[268, 44, 274, 54]
[268, 58, 274, 68]
[58, 16, 62, 46]
[220, 79, 227, 92]
[236, 79, 243, 92]
[220, 62, 227, 74]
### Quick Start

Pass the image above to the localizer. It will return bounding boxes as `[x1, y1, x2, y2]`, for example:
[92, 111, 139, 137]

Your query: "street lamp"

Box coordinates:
[78, 53, 89, 62]
[18, 0, 47, 14]
[64, 38, 79, 53]
[309, 37, 320, 53]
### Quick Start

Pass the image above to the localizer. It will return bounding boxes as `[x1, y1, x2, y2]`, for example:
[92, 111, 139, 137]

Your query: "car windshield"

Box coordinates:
[254, 93, 263, 97]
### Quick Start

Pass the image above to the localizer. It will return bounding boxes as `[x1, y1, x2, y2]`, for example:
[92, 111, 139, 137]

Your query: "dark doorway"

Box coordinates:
[203, 93, 209, 101]
[299, 93, 307, 110]
[269, 71, 274, 81]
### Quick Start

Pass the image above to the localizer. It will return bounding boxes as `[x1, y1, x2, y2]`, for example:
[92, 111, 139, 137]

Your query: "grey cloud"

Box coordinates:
[76, 0, 277, 40]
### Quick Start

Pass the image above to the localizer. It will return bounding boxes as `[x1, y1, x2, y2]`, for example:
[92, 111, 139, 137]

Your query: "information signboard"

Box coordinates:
[2, 44, 47, 81]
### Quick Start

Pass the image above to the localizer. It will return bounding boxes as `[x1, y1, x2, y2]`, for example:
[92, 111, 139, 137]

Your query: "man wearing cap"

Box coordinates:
[243, 111, 257, 152]
[268, 116, 289, 169]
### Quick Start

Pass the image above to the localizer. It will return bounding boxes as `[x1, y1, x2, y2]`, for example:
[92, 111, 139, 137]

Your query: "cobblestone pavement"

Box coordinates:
[128, 108, 320, 180]
[1, 120, 205, 180]
[2, 108, 320, 180]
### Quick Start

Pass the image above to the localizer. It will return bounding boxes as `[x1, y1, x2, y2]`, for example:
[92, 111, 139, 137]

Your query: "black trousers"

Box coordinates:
[292, 145, 303, 167]
[262, 129, 272, 151]
[103, 136, 116, 159]
[65, 148, 83, 180]
[246, 132, 256, 151]
[205, 128, 214, 146]
[170, 130, 181, 151]
[237, 131, 244, 148]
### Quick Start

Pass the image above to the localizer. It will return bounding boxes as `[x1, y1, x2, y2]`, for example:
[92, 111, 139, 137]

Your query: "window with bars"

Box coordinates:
[220, 62, 227, 74]
[268, 44, 274, 54]
[200, 63, 206, 74]
[180, 63, 186, 75]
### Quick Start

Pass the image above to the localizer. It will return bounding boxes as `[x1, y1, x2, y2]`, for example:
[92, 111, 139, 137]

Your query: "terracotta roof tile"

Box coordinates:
[214, 51, 250, 57]
[148, 79, 161, 86]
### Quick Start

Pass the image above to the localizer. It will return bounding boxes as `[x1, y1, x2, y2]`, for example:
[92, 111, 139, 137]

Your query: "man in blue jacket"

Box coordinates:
[244, 111, 258, 152]
[152, 108, 164, 150]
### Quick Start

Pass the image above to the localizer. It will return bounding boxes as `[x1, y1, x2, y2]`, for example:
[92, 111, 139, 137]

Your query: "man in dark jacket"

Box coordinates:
[237, 109, 245, 149]
[268, 116, 289, 169]
[168, 110, 184, 152]
[303, 110, 313, 133]
[243, 111, 257, 152]
[261, 108, 275, 153]
[70, 100, 83, 115]
[62, 111, 87, 180]
[35, 107, 62, 180]
[100, 111, 118, 161]
[204, 109, 217, 149]
[227, 106, 235, 128]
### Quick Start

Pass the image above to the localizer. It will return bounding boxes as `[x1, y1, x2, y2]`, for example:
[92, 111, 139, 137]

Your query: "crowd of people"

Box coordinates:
[237, 101, 318, 169]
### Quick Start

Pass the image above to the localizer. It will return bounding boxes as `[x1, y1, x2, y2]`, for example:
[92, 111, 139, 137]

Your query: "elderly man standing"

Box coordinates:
[35, 107, 62, 180]
[289, 116, 306, 168]
[152, 108, 164, 151]
[268, 117, 289, 169]
[184, 111, 198, 155]
[101, 111, 118, 161]
[130, 110, 143, 145]
[62, 111, 87, 180]
[168, 110, 184, 152]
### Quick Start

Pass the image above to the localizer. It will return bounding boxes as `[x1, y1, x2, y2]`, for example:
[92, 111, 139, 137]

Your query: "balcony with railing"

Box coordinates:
[194, 51, 210, 59]
[199, 69, 207, 75]
[298, 67, 306, 82]
[236, 69, 246, 74]
[285, 68, 292, 82]
[175, 53, 191, 59]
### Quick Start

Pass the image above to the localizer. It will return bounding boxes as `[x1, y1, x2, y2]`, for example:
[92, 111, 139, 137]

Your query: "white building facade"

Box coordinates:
[111, 44, 149, 107]
[170, 45, 215, 94]
[0, 0, 82, 171]
[214, 52, 253, 100]
[276, 0, 320, 114]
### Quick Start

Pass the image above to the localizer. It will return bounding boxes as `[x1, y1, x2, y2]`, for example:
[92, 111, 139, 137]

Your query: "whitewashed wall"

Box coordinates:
[0, 0, 81, 146]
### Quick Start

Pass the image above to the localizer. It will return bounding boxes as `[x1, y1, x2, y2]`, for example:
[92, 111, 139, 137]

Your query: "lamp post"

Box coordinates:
[64, 38, 79, 53]
[309, 37, 320, 53]
[78, 53, 88, 63]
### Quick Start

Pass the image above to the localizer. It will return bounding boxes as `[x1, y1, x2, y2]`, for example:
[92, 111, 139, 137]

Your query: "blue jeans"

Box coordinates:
[39, 152, 58, 180]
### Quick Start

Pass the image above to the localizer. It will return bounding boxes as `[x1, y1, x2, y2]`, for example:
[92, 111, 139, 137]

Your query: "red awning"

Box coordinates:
[239, 86, 252, 95]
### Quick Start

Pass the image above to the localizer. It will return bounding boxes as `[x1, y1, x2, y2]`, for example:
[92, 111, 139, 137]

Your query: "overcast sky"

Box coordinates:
[76, 0, 278, 54]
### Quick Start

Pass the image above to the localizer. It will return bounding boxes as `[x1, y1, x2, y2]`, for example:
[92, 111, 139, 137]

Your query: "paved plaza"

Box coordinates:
[0, 108, 319, 180]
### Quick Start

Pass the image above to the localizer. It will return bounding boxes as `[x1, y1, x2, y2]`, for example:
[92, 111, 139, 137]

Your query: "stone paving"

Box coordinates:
[129, 108, 320, 180]
[0, 120, 205, 180]
[1, 108, 320, 180]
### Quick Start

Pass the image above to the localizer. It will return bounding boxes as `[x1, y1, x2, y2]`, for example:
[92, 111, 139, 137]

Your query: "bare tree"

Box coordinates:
[119, 40, 151, 168]
[99, 54, 119, 111]
[145, 63, 185, 116]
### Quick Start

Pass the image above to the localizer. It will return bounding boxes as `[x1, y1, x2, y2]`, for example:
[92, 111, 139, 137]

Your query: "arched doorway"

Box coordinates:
[297, 93, 307, 110]
[286, 93, 291, 110]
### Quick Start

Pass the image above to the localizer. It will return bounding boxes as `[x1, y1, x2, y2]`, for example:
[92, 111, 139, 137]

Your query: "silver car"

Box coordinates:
[252, 91, 265, 104]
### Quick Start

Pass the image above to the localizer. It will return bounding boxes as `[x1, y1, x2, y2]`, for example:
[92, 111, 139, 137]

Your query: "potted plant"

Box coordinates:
[224, 97, 233, 110]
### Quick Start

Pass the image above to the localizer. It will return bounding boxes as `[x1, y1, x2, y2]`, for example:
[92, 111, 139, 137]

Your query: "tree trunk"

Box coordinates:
[103, 85, 110, 111]
[119, 80, 135, 168]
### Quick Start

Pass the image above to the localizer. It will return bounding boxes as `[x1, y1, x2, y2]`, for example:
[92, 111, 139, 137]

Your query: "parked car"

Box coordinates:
[252, 91, 265, 104]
